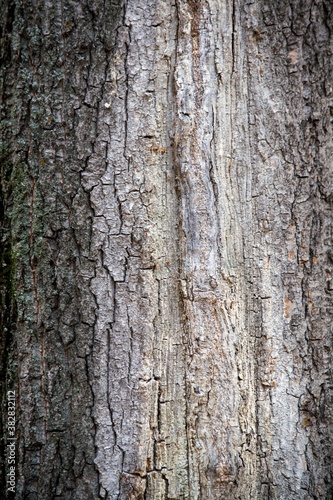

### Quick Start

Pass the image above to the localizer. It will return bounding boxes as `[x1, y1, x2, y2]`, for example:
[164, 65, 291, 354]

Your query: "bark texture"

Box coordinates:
[1, 0, 332, 499]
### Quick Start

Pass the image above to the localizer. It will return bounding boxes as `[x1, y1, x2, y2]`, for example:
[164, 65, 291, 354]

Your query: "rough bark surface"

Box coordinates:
[0, 0, 332, 499]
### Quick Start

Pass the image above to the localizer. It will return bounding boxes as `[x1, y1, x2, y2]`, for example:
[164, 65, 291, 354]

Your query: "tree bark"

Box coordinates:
[1, 0, 332, 499]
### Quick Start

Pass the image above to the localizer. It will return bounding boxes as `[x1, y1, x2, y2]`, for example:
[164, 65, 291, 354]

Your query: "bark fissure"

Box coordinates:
[1, 0, 332, 499]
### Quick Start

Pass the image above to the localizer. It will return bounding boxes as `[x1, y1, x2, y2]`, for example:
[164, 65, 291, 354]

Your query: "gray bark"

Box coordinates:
[1, 0, 332, 499]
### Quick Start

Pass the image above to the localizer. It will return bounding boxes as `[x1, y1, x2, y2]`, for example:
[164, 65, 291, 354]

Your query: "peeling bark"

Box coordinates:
[1, 0, 332, 499]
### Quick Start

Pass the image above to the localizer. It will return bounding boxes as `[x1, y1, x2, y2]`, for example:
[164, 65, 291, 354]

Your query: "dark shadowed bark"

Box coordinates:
[1, 0, 332, 499]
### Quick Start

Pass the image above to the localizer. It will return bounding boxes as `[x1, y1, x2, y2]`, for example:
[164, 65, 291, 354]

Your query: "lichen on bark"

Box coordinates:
[1, 0, 332, 499]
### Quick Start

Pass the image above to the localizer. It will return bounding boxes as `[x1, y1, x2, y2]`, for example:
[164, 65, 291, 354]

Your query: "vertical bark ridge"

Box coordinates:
[244, 1, 333, 498]
[1, 0, 122, 497]
[1, 0, 332, 499]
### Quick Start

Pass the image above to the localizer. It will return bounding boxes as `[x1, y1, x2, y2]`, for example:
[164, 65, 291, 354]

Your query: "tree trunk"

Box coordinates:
[1, 0, 332, 498]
